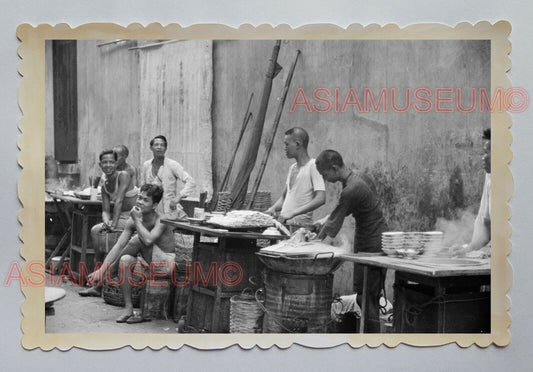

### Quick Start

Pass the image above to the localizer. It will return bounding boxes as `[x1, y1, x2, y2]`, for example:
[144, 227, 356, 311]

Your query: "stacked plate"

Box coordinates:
[402, 232, 424, 258]
[381, 232, 405, 257]
[419, 231, 444, 256]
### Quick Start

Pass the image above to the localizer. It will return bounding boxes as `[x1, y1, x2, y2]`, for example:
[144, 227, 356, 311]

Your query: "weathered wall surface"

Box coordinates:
[138, 40, 213, 197]
[212, 40, 490, 294]
[212, 40, 490, 230]
[74, 40, 213, 196]
[77, 40, 142, 181]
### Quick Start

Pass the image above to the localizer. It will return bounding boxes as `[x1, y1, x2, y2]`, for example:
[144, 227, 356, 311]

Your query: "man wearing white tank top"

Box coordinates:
[265, 127, 326, 231]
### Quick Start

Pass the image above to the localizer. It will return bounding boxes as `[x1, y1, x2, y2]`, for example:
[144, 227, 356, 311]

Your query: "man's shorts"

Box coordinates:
[120, 235, 176, 277]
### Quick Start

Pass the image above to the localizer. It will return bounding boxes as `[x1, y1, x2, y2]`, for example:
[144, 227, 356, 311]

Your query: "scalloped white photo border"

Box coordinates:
[17, 22, 512, 350]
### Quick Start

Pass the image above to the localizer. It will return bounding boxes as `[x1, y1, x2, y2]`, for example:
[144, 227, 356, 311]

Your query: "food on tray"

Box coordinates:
[206, 210, 275, 228]
[260, 228, 348, 256]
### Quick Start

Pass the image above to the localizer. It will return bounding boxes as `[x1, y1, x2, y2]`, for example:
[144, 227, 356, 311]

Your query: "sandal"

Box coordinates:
[126, 315, 151, 324]
[78, 287, 102, 297]
[116, 314, 133, 323]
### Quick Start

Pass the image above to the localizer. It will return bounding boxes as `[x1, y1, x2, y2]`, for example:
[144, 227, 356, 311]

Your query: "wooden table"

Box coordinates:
[46, 194, 104, 284]
[338, 254, 491, 333]
[162, 220, 287, 333]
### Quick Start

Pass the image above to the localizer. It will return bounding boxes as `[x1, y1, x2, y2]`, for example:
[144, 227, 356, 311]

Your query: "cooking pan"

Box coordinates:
[256, 251, 342, 275]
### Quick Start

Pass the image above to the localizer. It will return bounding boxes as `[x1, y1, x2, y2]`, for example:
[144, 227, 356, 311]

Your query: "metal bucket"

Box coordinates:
[262, 270, 333, 333]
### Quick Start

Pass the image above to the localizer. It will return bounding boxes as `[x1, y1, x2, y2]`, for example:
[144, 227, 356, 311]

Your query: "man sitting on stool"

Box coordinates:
[79, 149, 138, 297]
[87, 184, 176, 323]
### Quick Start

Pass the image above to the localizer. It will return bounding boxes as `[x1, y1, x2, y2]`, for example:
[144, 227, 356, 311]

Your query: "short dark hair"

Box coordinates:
[139, 183, 164, 204]
[482, 128, 491, 141]
[150, 135, 168, 148]
[316, 149, 344, 170]
[285, 127, 309, 148]
[99, 149, 117, 161]
[113, 144, 129, 157]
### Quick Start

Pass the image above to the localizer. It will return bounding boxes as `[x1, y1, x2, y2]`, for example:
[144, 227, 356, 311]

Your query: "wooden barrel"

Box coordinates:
[263, 270, 333, 333]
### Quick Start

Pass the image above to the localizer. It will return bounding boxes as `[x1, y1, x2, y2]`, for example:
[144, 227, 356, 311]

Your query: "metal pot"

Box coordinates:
[255, 251, 342, 275]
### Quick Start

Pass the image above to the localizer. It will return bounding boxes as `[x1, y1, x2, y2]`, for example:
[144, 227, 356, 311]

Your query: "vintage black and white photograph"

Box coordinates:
[18, 23, 511, 349]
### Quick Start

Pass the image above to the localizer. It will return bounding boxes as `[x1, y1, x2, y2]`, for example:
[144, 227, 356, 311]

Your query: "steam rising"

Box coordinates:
[435, 209, 476, 248]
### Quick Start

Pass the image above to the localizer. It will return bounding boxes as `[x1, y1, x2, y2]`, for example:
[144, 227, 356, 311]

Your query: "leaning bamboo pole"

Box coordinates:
[220, 93, 254, 192]
[247, 49, 301, 209]
[229, 40, 282, 209]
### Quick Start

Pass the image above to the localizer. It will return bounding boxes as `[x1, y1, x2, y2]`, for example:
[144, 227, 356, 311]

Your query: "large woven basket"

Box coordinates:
[102, 275, 144, 308]
[215, 191, 271, 212]
[229, 289, 264, 333]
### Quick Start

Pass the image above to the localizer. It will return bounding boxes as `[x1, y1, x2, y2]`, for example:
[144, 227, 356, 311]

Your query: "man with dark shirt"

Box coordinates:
[315, 149, 387, 333]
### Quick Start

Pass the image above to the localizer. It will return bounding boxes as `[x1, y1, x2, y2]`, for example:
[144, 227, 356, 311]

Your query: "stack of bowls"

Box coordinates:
[420, 231, 444, 256]
[402, 232, 424, 259]
[381, 232, 404, 257]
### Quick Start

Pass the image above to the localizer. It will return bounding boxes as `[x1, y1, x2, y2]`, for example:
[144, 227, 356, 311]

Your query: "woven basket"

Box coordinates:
[215, 192, 233, 212]
[102, 275, 144, 308]
[229, 289, 264, 333]
[245, 191, 272, 211]
[215, 191, 271, 212]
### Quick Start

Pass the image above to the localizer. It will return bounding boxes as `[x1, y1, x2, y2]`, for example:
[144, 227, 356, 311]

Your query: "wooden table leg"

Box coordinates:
[359, 265, 369, 333]
[436, 279, 445, 333]
[45, 227, 71, 268]
[79, 210, 89, 286]
[211, 237, 226, 332]
[185, 232, 201, 331]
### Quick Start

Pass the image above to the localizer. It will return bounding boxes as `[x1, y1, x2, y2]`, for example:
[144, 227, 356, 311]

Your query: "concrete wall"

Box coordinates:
[73, 40, 213, 196]
[212, 40, 490, 228]
[212, 40, 490, 294]
[138, 40, 213, 196]
[77, 40, 142, 181]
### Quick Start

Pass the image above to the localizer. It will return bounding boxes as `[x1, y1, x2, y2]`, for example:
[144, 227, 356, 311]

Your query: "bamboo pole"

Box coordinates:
[247, 49, 301, 209]
[220, 93, 254, 192]
[229, 40, 282, 209]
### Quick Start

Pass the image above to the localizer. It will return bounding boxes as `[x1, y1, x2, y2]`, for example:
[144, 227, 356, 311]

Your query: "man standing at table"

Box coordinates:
[79, 149, 138, 297]
[113, 144, 138, 187]
[314, 149, 387, 333]
[140, 135, 196, 219]
[452, 128, 491, 257]
[265, 127, 325, 231]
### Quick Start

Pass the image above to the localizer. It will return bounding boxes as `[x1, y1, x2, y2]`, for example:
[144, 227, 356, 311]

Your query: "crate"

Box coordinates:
[141, 277, 174, 320]
[185, 238, 263, 333]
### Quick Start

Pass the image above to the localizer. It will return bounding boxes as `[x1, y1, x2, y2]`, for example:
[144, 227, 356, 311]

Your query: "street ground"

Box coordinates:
[45, 275, 180, 334]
